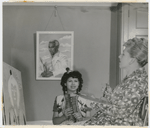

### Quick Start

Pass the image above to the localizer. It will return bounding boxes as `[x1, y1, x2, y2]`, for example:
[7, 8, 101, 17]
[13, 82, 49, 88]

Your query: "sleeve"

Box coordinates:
[83, 99, 93, 111]
[98, 77, 148, 119]
[53, 96, 58, 112]
[91, 74, 148, 119]
[78, 96, 92, 113]
[103, 85, 113, 101]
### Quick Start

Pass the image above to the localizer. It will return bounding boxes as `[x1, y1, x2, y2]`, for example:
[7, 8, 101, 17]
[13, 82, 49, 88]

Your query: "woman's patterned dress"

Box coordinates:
[85, 67, 148, 126]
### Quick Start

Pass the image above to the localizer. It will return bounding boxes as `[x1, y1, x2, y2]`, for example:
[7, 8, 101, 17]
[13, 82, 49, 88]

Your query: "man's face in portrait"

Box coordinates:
[49, 43, 57, 56]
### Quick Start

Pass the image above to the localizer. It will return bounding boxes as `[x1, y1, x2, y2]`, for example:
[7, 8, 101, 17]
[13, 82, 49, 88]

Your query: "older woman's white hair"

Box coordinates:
[123, 38, 148, 67]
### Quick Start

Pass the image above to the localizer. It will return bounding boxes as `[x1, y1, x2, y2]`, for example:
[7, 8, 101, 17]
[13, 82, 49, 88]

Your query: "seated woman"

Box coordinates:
[52, 68, 92, 125]
[84, 37, 148, 126]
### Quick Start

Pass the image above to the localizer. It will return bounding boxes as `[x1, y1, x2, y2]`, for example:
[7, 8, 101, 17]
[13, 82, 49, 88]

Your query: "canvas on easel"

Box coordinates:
[3, 62, 26, 125]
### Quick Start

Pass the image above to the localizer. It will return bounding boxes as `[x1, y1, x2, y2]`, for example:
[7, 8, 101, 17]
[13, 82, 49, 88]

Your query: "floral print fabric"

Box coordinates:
[85, 67, 148, 126]
[53, 94, 92, 118]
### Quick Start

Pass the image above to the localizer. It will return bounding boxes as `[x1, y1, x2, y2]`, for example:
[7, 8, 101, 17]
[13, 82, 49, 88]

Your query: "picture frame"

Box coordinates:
[36, 31, 74, 80]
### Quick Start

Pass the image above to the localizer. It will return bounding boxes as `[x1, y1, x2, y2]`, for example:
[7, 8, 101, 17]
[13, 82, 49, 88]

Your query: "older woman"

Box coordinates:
[84, 38, 148, 126]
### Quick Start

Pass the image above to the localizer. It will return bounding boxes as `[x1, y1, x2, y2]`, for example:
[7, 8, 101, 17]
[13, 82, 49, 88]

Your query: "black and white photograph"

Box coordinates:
[2, 2, 149, 126]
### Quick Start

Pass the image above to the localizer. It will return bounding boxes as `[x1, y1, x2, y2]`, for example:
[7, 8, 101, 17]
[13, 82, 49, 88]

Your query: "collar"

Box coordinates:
[122, 67, 147, 82]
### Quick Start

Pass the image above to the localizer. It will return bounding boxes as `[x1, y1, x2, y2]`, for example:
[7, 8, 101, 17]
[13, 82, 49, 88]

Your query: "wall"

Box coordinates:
[3, 5, 117, 121]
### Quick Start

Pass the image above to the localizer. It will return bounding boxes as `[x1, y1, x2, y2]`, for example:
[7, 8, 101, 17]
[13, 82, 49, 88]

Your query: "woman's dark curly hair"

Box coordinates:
[60, 68, 83, 95]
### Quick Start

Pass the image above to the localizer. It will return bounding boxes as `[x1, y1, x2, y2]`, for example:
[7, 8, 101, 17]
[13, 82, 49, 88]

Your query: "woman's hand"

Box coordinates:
[102, 83, 112, 97]
[64, 107, 73, 118]
[106, 83, 112, 93]
[100, 97, 108, 101]
[73, 112, 83, 121]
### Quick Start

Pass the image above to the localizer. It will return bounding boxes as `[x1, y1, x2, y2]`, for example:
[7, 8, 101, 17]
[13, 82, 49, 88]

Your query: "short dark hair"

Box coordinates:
[49, 40, 59, 49]
[60, 68, 83, 95]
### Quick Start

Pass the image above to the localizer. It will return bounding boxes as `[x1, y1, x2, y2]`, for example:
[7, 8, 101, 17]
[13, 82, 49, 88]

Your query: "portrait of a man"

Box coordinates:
[36, 31, 74, 80]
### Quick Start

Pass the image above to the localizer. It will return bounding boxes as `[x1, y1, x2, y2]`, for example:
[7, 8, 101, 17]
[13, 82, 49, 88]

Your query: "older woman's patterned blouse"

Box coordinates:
[85, 67, 148, 126]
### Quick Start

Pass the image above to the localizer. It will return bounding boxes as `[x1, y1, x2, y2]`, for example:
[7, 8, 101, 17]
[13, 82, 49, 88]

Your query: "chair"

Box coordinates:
[139, 96, 148, 126]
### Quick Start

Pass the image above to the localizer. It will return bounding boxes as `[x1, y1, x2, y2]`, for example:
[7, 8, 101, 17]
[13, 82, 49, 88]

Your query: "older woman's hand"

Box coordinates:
[105, 83, 112, 92]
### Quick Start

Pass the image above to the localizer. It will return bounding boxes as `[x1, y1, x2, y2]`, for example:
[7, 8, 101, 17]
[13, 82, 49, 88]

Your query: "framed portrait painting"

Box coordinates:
[36, 31, 74, 80]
